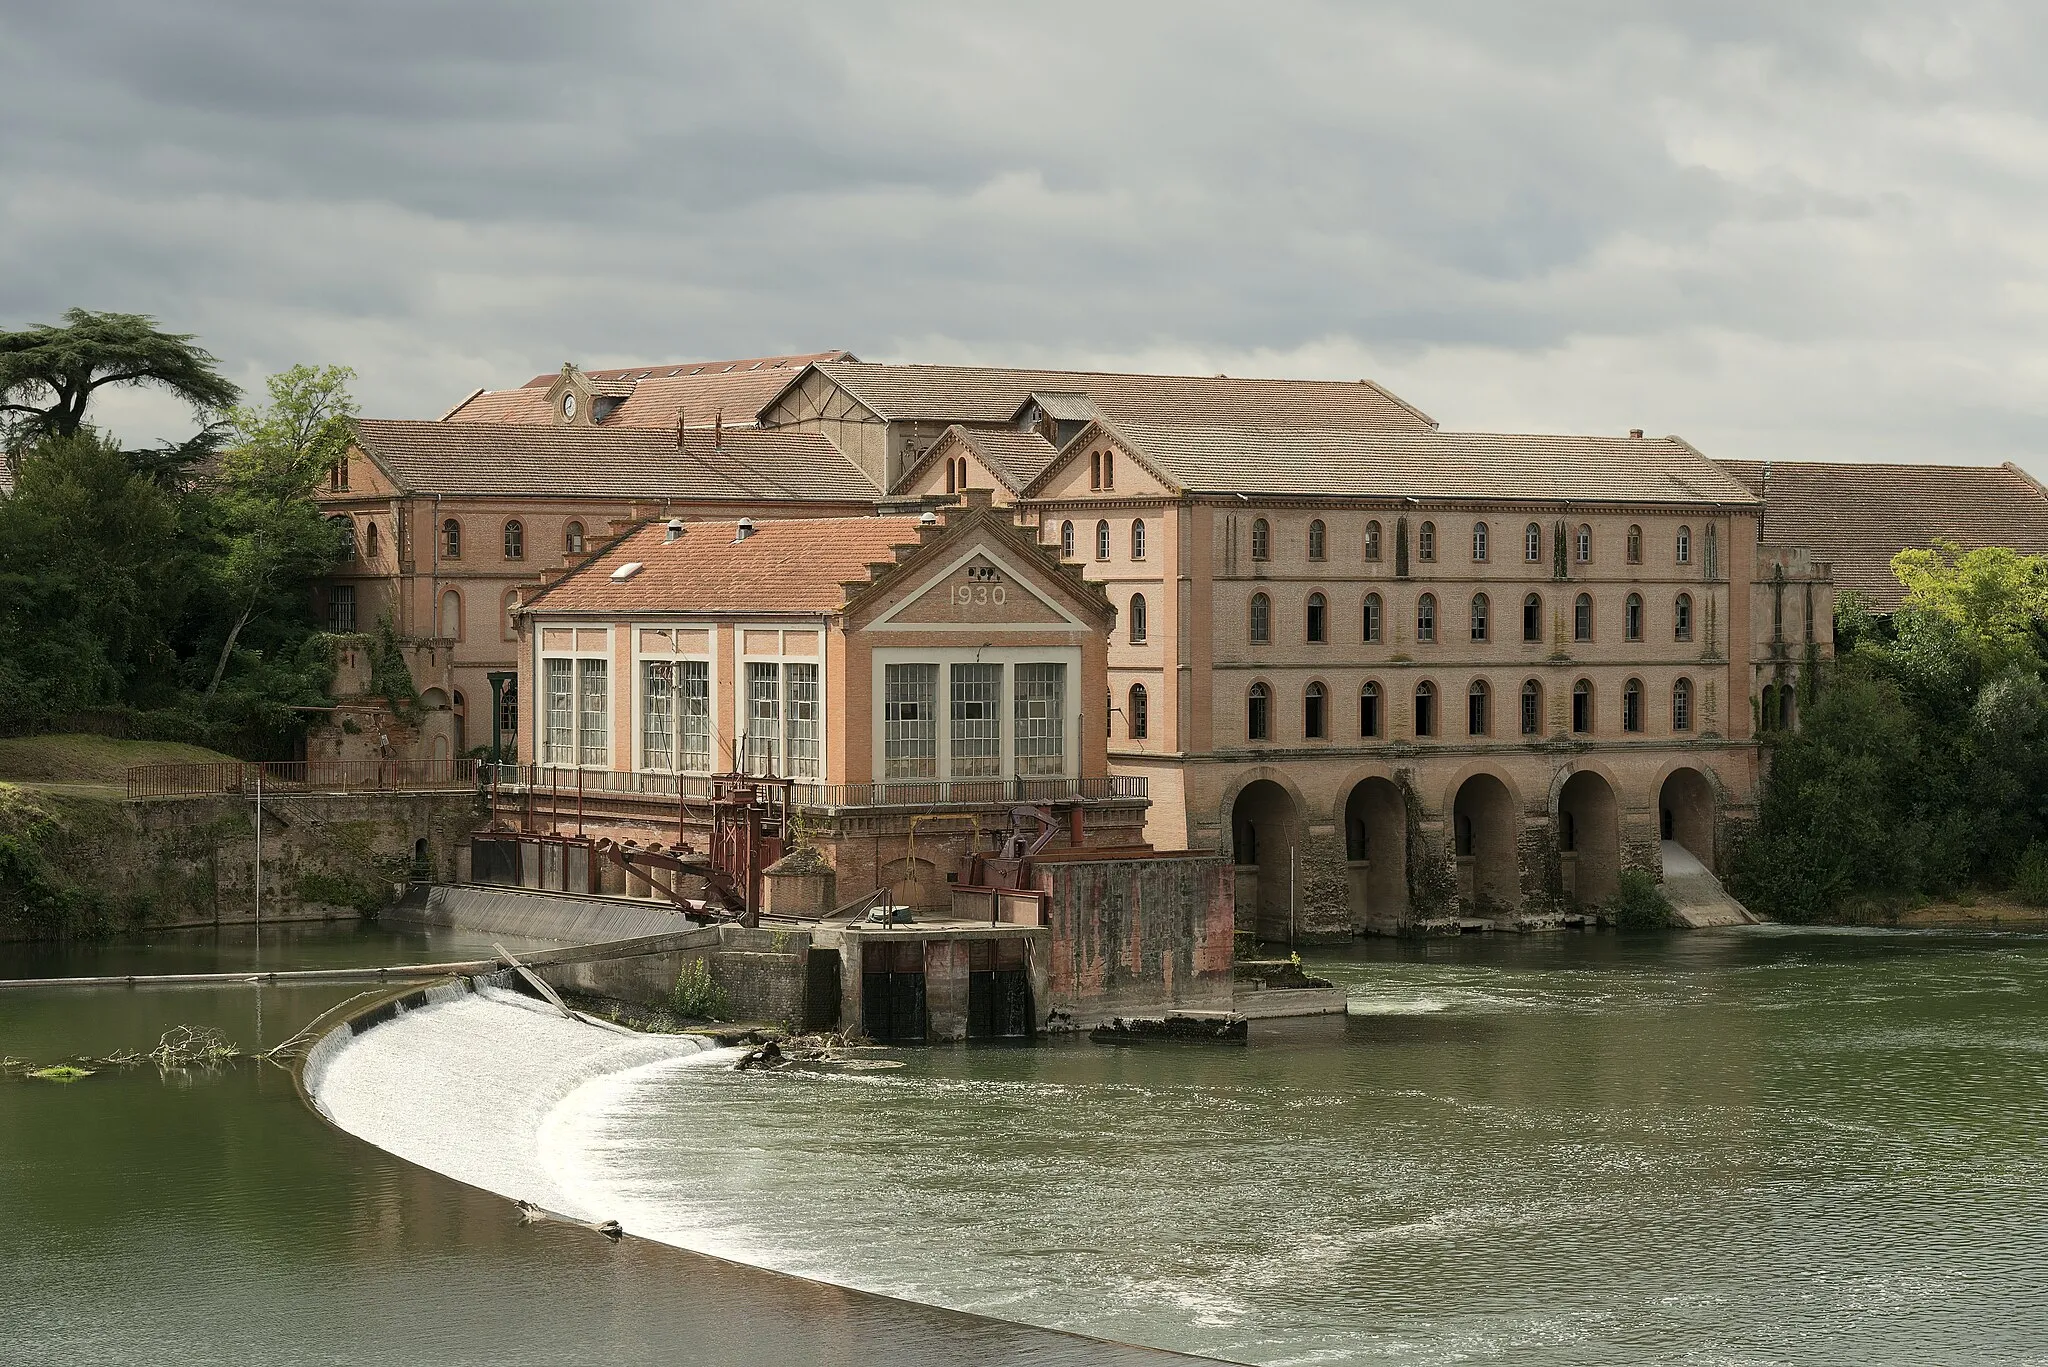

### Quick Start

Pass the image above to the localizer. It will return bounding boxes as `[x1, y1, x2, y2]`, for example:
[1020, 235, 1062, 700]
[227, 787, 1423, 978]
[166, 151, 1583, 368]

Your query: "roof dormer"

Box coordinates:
[543, 363, 638, 426]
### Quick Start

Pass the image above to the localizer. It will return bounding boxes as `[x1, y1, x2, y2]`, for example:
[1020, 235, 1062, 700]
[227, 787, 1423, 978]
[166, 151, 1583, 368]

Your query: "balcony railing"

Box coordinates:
[127, 759, 481, 800]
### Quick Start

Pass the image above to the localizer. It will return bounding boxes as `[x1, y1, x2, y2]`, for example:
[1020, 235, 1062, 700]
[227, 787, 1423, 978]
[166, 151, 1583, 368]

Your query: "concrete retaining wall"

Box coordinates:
[386, 884, 691, 944]
[1036, 851, 1236, 1022]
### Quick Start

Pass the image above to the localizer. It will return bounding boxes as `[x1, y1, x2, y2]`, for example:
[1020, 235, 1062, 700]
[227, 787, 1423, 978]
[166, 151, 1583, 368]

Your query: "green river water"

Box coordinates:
[6, 923, 2048, 1364]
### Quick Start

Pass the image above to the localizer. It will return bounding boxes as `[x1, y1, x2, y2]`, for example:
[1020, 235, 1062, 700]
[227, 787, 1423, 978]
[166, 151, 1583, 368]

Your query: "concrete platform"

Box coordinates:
[1231, 986, 1349, 1019]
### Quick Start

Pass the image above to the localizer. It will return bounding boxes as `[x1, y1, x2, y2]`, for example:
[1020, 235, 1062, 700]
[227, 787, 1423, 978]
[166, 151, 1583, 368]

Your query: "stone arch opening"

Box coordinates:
[1342, 777, 1408, 930]
[1557, 770, 1621, 906]
[1451, 773, 1518, 914]
[1660, 767, 1717, 873]
[881, 856, 946, 911]
[1230, 778, 1300, 942]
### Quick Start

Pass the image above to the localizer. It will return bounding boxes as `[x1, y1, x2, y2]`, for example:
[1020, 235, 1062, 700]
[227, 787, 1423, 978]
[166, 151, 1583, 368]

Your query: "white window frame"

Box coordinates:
[869, 646, 1083, 782]
[732, 623, 828, 781]
[533, 624, 614, 769]
[630, 622, 719, 775]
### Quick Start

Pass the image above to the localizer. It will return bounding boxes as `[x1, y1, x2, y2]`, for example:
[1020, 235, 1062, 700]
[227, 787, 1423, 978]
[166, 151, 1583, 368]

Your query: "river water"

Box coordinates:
[7, 924, 2048, 1364]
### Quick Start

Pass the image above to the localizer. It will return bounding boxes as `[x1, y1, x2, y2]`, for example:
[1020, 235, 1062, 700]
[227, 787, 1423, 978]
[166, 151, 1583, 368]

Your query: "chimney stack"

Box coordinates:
[1628, 428, 1644, 439]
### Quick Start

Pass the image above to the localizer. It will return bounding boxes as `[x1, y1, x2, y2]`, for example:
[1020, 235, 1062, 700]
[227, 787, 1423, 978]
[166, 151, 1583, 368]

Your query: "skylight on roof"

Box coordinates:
[669, 368, 683, 377]
[610, 562, 644, 581]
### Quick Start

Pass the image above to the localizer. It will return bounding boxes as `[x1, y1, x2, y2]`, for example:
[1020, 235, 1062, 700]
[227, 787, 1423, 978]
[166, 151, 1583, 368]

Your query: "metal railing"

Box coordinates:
[127, 758, 483, 800]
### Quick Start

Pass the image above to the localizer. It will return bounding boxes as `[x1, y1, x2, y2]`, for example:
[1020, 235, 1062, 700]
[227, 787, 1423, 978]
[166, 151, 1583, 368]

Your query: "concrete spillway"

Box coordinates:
[305, 983, 721, 1221]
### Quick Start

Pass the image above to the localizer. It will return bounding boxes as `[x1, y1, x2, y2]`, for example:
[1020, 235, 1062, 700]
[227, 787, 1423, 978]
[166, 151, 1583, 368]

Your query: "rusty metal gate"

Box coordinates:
[966, 938, 1033, 1039]
[860, 940, 927, 1043]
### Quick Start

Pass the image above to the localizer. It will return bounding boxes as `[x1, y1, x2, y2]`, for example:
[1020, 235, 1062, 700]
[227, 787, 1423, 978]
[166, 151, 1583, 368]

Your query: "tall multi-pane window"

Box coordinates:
[328, 585, 356, 632]
[744, 663, 781, 774]
[1676, 526, 1692, 564]
[1523, 593, 1543, 642]
[1360, 681, 1382, 737]
[1308, 519, 1327, 560]
[1251, 518, 1271, 560]
[1467, 680, 1490, 736]
[1623, 679, 1645, 733]
[1520, 679, 1541, 735]
[1626, 525, 1642, 564]
[676, 661, 710, 772]
[504, 520, 524, 560]
[1250, 593, 1271, 645]
[1131, 520, 1147, 560]
[1095, 520, 1110, 561]
[1304, 682, 1327, 739]
[1419, 521, 1437, 561]
[1704, 525, 1718, 579]
[1060, 521, 1075, 558]
[884, 664, 939, 779]
[1306, 593, 1327, 643]
[1575, 524, 1592, 563]
[442, 519, 462, 559]
[332, 516, 356, 562]
[1625, 594, 1644, 641]
[1574, 593, 1593, 641]
[1013, 663, 1066, 776]
[1363, 593, 1382, 643]
[1572, 680, 1592, 733]
[1675, 593, 1694, 641]
[642, 662, 674, 771]
[577, 659, 608, 766]
[1673, 678, 1694, 731]
[544, 659, 574, 764]
[950, 663, 1002, 778]
[1414, 682, 1437, 737]
[1472, 522, 1489, 562]
[564, 521, 585, 554]
[1128, 684, 1149, 740]
[1525, 522, 1542, 561]
[1417, 594, 1436, 642]
[1470, 593, 1489, 641]
[784, 664, 819, 778]
[1129, 593, 1148, 644]
[1364, 520, 1382, 561]
[1248, 683, 1270, 741]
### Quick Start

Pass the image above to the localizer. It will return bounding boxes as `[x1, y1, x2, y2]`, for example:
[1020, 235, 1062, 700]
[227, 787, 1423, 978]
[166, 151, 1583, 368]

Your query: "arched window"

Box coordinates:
[1574, 593, 1593, 642]
[1525, 522, 1542, 562]
[1060, 520, 1076, 558]
[1626, 524, 1642, 564]
[1247, 683, 1270, 741]
[1414, 681, 1437, 737]
[1467, 679, 1491, 736]
[1673, 678, 1694, 731]
[1676, 525, 1692, 565]
[1306, 592, 1327, 643]
[1623, 678, 1645, 732]
[1575, 524, 1592, 563]
[565, 521, 586, 555]
[1129, 593, 1148, 644]
[1523, 592, 1543, 643]
[1675, 593, 1694, 642]
[1419, 521, 1437, 561]
[365, 521, 380, 560]
[1520, 679, 1542, 735]
[1103, 449, 1114, 489]
[331, 515, 356, 562]
[1089, 451, 1103, 490]
[1364, 520, 1382, 562]
[1251, 518, 1271, 561]
[1129, 684, 1149, 740]
[1472, 522, 1489, 562]
[945, 458, 957, 493]
[1131, 519, 1147, 561]
[502, 589, 520, 642]
[1304, 682, 1327, 739]
[437, 588, 462, 640]
[1360, 681, 1382, 738]
[1095, 520, 1110, 561]
[1470, 593, 1489, 642]
[1572, 679, 1593, 733]
[503, 519, 524, 561]
[1362, 593, 1383, 643]
[1625, 593, 1643, 642]
[1308, 519, 1327, 561]
[441, 518, 461, 559]
[1249, 593, 1271, 645]
[1416, 593, 1437, 642]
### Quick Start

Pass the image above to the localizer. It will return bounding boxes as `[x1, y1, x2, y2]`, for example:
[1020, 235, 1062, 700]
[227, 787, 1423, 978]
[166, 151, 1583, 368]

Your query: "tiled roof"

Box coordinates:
[352, 420, 879, 501]
[524, 515, 928, 614]
[911, 426, 1062, 494]
[799, 360, 1439, 430]
[1717, 459, 2048, 611]
[1020, 391, 1106, 424]
[1054, 425, 1760, 506]
[442, 351, 852, 427]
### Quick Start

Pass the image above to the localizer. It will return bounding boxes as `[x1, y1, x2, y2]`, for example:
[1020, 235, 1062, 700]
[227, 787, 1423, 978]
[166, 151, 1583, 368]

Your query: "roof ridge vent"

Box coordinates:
[665, 518, 685, 543]
[734, 517, 755, 542]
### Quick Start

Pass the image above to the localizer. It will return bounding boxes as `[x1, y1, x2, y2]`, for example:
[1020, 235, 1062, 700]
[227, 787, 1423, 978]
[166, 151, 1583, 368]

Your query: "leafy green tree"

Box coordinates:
[0, 309, 240, 449]
[1890, 541, 2048, 674]
[198, 365, 355, 699]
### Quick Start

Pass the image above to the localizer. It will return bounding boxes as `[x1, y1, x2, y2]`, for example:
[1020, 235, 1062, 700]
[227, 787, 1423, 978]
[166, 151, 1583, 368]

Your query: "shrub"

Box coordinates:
[670, 958, 730, 1021]
[2015, 842, 2048, 907]
[1608, 868, 1675, 932]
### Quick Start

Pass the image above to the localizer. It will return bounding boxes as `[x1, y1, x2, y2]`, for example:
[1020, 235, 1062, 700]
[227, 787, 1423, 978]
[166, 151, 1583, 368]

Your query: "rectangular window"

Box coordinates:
[745, 662, 781, 775]
[950, 663, 1002, 778]
[545, 659, 574, 765]
[642, 661, 674, 772]
[576, 659, 608, 766]
[1014, 663, 1067, 777]
[677, 660, 710, 772]
[328, 584, 356, 632]
[784, 663, 820, 779]
[884, 664, 939, 779]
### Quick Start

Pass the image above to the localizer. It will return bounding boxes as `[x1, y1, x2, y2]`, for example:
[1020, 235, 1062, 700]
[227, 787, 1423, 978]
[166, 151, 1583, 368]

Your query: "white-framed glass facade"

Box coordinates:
[1013, 663, 1066, 776]
[885, 663, 940, 779]
[544, 658, 574, 765]
[950, 663, 1002, 778]
[576, 659, 608, 766]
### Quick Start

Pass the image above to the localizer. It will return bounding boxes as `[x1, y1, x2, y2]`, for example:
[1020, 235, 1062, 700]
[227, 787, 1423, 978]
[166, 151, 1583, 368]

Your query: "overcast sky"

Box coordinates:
[5, 2, 2047, 471]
